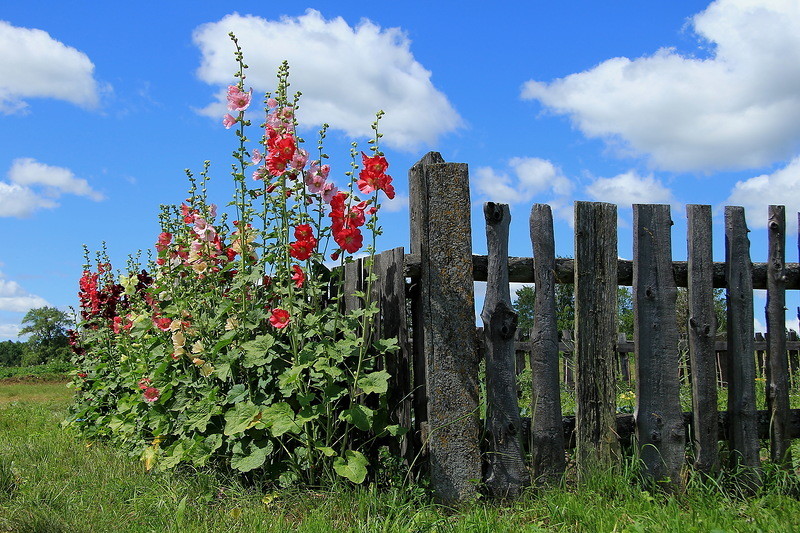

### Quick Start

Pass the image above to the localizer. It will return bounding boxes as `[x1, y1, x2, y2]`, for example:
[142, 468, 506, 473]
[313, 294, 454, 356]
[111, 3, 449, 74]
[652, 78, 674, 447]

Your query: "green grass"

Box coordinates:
[0, 360, 73, 381]
[2, 384, 800, 531]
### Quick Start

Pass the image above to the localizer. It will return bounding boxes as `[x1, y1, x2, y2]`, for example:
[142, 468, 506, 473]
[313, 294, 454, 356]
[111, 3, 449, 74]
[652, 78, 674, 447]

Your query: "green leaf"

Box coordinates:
[315, 445, 336, 457]
[231, 440, 273, 472]
[261, 402, 296, 437]
[384, 425, 408, 436]
[223, 402, 261, 436]
[211, 330, 237, 355]
[357, 370, 390, 395]
[241, 334, 276, 368]
[225, 384, 248, 405]
[340, 404, 374, 431]
[214, 362, 232, 381]
[333, 450, 368, 484]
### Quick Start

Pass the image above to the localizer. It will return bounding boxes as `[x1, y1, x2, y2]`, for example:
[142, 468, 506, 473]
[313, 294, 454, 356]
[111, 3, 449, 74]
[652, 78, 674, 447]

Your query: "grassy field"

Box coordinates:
[2, 382, 800, 532]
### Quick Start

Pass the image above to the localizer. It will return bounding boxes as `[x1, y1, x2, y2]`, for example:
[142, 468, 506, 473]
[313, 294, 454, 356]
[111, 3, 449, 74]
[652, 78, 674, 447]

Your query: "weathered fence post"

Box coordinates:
[633, 204, 685, 488]
[766, 205, 792, 466]
[481, 202, 528, 498]
[409, 152, 481, 504]
[574, 201, 619, 475]
[725, 206, 761, 488]
[686, 204, 719, 474]
[373, 248, 414, 466]
[529, 204, 566, 484]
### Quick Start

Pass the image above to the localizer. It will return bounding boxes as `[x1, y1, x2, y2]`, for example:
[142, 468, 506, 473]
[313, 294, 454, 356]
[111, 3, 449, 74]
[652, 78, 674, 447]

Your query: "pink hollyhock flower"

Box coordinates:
[193, 217, 217, 242]
[226, 85, 252, 112]
[290, 148, 308, 171]
[143, 387, 161, 403]
[266, 97, 278, 108]
[269, 308, 290, 329]
[321, 182, 338, 204]
[155, 232, 172, 253]
[223, 114, 237, 129]
[251, 148, 263, 165]
[291, 265, 305, 288]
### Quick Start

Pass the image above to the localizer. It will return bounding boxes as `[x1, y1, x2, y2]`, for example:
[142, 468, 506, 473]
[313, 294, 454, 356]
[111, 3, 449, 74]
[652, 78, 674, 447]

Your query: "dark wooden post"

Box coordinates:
[617, 333, 631, 383]
[725, 206, 761, 488]
[529, 204, 566, 484]
[633, 204, 685, 488]
[481, 202, 528, 498]
[686, 204, 719, 474]
[766, 205, 792, 466]
[574, 201, 619, 474]
[755, 332, 767, 379]
[561, 330, 574, 387]
[374, 248, 414, 465]
[409, 152, 481, 504]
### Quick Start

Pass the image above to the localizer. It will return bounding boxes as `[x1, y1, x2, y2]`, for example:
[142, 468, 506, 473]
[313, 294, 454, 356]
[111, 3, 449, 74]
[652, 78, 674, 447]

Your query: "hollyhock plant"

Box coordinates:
[67, 36, 400, 489]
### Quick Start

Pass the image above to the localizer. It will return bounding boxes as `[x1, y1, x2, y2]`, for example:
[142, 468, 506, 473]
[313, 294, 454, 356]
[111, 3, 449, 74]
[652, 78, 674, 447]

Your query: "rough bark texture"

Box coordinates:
[574, 201, 619, 474]
[374, 248, 414, 466]
[633, 204, 685, 489]
[766, 205, 792, 466]
[409, 152, 481, 505]
[529, 204, 566, 484]
[481, 202, 528, 498]
[686, 204, 719, 474]
[725, 206, 762, 489]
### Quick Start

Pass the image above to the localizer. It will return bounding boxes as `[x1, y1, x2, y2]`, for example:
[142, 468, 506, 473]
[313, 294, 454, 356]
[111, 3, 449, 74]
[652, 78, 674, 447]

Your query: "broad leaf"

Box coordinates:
[261, 402, 296, 437]
[357, 370, 390, 395]
[333, 450, 368, 484]
[340, 404, 374, 431]
[223, 402, 261, 436]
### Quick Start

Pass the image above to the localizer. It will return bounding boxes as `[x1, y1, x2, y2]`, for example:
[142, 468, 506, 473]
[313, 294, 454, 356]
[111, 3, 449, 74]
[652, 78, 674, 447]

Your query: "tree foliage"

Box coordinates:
[18, 306, 72, 365]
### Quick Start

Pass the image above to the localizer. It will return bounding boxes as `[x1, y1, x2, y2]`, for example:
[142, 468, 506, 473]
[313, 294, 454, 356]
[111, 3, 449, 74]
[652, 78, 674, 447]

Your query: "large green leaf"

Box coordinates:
[241, 334, 276, 368]
[357, 370, 390, 395]
[333, 450, 368, 484]
[231, 439, 273, 472]
[340, 404, 374, 431]
[261, 402, 296, 437]
[223, 402, 261, 436]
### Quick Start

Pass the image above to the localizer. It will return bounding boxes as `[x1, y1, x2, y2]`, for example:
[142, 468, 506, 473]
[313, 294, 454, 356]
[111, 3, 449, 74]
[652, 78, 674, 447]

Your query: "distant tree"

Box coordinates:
[617, 287, 634, 338]
[18, 306, 72, 365]
[0, 340, 25, 366]
[513, 283, 575, 340]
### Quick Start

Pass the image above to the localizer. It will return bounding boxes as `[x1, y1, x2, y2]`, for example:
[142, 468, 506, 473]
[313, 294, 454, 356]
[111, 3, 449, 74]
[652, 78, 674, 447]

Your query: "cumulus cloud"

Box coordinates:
[585, 171, 676, 207]
[474, 157, 573, 204]
[0, 158, 103, 217]
[522, 0, 800, 171]
[0, 272, 49, 313]
[0, 20, 102, 113]
[0, 323, 21, 339]
[726, 156, 800, 231]
[192, 10, 462, 150]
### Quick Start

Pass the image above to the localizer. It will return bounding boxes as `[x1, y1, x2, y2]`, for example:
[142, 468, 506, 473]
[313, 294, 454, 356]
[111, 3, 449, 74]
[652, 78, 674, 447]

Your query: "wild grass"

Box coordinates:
[2, 383, 800, 532]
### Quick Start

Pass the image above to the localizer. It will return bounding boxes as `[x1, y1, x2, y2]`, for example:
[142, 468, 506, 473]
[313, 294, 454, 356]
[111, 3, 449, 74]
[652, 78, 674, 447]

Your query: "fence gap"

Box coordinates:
[574, 201, 619, 474]
[766, 205, 792, 466]
[725, 206, 762, 488]
[529, 203, 566, 484]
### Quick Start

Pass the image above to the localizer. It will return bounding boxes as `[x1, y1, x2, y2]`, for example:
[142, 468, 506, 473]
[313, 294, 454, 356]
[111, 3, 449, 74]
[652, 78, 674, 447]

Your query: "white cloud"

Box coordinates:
[475, 157, 573, 204]
[0, 20, 102, 113]
[725, 156, 800, 231]
[382, 193, 408, 213]
[0, 272, 49, 313]
[585, 171, 675, 207]
[192, 10, 462, 150]
[0, 158, 103, 217]
[521, 0, 800, 171]
[0, 323, 21, 339]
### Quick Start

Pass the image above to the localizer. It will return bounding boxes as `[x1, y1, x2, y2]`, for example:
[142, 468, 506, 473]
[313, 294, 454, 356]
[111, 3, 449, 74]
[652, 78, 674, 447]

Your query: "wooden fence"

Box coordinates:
[344, 152, 800, 504]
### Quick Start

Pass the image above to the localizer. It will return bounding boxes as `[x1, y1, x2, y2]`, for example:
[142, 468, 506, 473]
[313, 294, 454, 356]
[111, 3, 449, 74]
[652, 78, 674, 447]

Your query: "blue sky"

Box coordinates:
[2, 0, 800, 338]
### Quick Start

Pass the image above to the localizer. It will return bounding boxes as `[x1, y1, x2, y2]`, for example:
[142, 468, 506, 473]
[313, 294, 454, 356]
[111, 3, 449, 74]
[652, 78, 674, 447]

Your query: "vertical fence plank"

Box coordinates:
[529, 204, 566, 484]
[686, 204, 719, 474]
[725, 206, 761, 487]
[574, 201, 619, 474]
[766, 205, 792, 466]
[374, 248, 415, 466]
[633, 204, 685, 488]
[481, 202, 528, 498]
[409, 152, 481, 504]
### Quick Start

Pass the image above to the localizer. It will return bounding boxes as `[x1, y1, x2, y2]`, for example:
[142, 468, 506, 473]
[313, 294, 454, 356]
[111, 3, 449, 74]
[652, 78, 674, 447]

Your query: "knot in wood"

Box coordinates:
[483, 202, 505, 223]
[490, 301, 518, 340]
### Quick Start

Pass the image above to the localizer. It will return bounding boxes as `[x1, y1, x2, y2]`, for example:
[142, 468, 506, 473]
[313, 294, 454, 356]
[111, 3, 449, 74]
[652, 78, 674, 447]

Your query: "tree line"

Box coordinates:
[0, 306, 72, 367]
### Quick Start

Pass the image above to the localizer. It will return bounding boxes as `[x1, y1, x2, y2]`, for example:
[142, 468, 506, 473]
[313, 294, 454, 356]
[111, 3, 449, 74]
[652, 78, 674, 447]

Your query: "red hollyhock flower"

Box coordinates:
[152, 315, 171, 331]
[294, 224, 314, 241]
[269, 308, 290, 329]
[289, 241, 314, 261]
[138, 378, 152, 390]
[334, 226, 363, 254]
[143, 387, 161, 403]
[291, 265, 305, 288]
